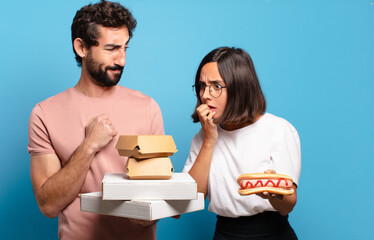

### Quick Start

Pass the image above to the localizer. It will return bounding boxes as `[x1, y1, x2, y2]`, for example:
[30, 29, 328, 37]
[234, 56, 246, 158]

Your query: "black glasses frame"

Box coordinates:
[192, 83, 227, 98]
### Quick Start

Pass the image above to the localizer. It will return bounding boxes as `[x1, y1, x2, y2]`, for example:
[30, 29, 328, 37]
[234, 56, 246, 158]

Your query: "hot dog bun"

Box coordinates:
[237, 173, 294, 196]
[238, 187, 294, 195]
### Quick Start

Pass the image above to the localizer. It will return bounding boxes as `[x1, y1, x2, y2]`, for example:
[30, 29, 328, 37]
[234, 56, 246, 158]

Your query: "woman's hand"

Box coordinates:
[196, 104, 218, 144]
[256, 169, 297, 216]
[256, 170, 283, 200]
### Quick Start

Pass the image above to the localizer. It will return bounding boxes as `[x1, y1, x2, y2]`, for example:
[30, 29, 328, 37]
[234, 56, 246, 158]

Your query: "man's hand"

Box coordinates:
[128, 218, 158, 227]
[30, 114, 117, 218]
[84, 114, 117, 154]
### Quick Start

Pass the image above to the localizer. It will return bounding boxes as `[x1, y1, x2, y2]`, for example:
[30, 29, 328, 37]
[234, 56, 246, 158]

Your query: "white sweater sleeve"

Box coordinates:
[182, 129, 204, 173]
[270, 120, 301, 186]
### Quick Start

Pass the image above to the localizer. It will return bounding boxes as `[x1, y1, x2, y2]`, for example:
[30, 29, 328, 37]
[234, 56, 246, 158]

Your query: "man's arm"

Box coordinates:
[30, 114, 117, 218]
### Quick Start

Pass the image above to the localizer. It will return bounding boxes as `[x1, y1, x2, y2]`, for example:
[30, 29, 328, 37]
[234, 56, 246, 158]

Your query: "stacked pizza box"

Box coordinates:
[80, 135, 204, 221]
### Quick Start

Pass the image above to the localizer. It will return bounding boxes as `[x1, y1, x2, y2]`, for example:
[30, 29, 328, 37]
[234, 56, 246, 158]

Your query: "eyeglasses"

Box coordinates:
[192, 82, 227, 98]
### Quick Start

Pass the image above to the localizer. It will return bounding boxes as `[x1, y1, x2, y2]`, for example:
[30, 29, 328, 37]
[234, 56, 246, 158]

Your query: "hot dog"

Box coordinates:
[237, 173, 294, 196]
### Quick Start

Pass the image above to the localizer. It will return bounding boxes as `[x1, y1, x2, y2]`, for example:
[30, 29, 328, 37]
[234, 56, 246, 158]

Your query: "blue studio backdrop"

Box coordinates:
[1, 0, 373, 239]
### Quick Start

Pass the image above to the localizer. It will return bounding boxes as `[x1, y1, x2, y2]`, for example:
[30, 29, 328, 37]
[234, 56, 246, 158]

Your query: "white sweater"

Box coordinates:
[183, 113, 301, 217]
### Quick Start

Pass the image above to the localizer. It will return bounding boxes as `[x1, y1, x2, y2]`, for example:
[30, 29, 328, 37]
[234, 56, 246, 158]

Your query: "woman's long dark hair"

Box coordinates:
[192, 47, 266, 125]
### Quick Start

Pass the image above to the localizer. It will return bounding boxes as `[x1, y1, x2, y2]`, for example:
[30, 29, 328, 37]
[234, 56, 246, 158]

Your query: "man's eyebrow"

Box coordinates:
[104, 44, 121, 48]
[104, 42, 130, 48]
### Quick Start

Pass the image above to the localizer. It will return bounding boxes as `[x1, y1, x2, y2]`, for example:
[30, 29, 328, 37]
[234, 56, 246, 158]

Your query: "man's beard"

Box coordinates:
[86, 52, 124, 87]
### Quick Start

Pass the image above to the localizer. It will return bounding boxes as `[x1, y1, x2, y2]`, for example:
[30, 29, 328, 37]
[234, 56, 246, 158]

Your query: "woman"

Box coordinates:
[183, 47, 301, 239]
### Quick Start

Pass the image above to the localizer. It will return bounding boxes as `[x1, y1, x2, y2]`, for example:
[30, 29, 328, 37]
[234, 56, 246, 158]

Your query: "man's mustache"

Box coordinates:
[105, 65, 124, 72]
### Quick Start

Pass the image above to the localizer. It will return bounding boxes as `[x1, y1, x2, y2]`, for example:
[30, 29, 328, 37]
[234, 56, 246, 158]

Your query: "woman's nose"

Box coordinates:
[201, 86, 212, 100]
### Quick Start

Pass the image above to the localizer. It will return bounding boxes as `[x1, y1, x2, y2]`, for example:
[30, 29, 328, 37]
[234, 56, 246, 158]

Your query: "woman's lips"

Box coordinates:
[208, 105, 216, 112]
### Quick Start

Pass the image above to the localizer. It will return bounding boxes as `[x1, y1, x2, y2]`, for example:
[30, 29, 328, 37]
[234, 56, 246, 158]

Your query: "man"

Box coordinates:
[28, 1, 163, 239]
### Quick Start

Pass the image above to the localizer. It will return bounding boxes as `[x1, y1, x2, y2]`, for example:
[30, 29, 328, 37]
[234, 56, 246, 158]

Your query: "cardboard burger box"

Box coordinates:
[115, 135, 178, 180]
[116, 135, 178, 159]
[126, 157, 173, 180]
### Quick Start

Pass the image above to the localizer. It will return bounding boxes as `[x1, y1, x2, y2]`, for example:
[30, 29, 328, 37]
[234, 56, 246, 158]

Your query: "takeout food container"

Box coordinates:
[116, 135, 178, 159]
[125, 157, 174, 180]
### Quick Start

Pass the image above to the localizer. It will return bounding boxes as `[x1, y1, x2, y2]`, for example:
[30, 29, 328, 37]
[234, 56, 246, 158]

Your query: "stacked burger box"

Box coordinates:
[80, 135, 204, 221]
[116, 135, 177, 180]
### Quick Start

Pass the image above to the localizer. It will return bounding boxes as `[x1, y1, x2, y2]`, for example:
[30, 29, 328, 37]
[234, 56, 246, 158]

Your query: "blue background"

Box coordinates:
[1, 0, 373, 239]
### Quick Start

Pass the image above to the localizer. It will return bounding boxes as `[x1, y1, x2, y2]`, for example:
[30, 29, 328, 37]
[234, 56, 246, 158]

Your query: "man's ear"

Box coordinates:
[73, 38, 87, 58]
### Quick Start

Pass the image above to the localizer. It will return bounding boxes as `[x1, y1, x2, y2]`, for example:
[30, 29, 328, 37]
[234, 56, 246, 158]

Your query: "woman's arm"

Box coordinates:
[257, 170, 297, 216]
[188, 104, 218, 197]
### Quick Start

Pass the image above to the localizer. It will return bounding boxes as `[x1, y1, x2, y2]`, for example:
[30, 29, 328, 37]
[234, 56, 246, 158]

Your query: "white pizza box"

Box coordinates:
[102, 172, 197, 200]
[80, 192, 204, 221]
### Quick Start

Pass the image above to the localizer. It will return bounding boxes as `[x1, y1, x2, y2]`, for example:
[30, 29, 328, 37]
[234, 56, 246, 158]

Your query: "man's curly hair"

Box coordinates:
[71, 0, 137, 66]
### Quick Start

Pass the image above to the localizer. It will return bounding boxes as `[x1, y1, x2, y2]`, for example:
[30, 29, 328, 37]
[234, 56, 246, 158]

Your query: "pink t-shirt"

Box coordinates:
[28, 86, 164, 240]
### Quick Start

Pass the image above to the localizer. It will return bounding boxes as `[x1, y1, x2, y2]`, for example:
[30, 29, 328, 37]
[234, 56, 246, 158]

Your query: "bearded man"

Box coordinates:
[28, 1, 164, 239]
